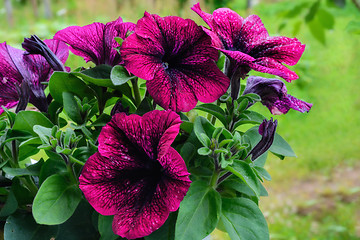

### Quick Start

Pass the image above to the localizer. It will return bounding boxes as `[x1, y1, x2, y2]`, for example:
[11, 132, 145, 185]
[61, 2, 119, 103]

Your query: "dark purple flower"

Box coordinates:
[120, 12, 230, 112]
[22, 35, 66, 72]
[54, 17, 135, 66]
[247, 118, 277, 160]
[0, 40, 68, 113]
[192, 3, 305, 83]
[243, 76, 312, 115]
[79, 110, 191, 239]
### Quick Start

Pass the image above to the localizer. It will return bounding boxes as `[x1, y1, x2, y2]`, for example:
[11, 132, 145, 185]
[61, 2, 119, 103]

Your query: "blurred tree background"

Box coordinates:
[1, 0, 360, 239]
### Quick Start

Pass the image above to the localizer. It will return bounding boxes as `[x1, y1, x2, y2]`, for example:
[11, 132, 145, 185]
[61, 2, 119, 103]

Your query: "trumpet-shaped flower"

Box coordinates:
[79, 110, 191, 239]
[247, 118, 277, 160]
[192, 3, 305, 83]
[54, 17, 135, 66]
[243, 76, 312, 115]
[0, 40, 68, 113]
[121, 12, 230, 112]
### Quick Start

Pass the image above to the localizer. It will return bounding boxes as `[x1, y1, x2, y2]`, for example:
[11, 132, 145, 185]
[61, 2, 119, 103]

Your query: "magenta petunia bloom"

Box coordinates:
[192, 3, 305, 83]
[243, 76, 312, 115]
[79, 110, 191, 239]
[54, 17, 135, 66]
[120, 12, 230, 112]
[0, 40, 68, 113]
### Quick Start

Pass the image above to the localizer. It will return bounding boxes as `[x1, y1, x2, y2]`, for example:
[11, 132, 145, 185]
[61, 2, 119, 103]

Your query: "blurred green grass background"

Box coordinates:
[1, 0, 359, 239]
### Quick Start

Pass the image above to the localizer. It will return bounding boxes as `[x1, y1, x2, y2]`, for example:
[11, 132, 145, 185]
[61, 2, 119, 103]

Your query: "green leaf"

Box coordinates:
[98, 215, 118, 240]
[75, 64, 112, 85]
[305, 0, 320, 22]
[3, 159, 43, 177]
[62, 92, 83, 124]
[175, 181, 221, 240]
[4, 212, 59, 240]
[221, 197, 269, 240]
[110, 65, 136, 86]
[145, 212, 177, 240]
[193, 117, 213, 147]
[346, 21, 360, 35]
[12, 111, 53, 136]
[0, 129, 33, 149]
[18, 137, 42, 159]
[195, 104, 228, 127]
[135, 97, 153, 116]
[1, 107, 16, 126]
[270, 133, 296, 158]
[226, 160, 261, 198]
[33, 174, 82, 225]
[0, 189, 18, 217]
[317, 9, 335, 30]
[232, 111, 265, 130]
[49, 72, 96, 103]
[308, 19, 326, 45]
[198, 147, 212, 156]
[89, 113, 112, 127]
[253, 166, 272, 181]
[180, 142, 196, 164]
[56, 200, 99, 240]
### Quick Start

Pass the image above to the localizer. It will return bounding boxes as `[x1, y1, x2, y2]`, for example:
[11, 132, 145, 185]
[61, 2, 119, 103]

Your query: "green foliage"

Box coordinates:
[175, 181, 221, 240]
[221, 198, 269, 240]
[4, 212, 59, 240]
[32, 174, 82, 225]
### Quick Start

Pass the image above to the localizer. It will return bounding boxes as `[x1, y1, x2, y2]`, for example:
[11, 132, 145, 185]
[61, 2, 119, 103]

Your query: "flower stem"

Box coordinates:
[217, 171, 232, 185]
[210, 169, 221, 188]
[131, 78, 141, 107]
[22, 176, 38, 196]
[68, 155, 85, 166]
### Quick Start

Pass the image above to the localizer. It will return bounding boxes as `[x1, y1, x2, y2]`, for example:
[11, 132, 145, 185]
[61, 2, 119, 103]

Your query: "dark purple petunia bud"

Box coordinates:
[22, 35, 66, 72]
[243, 76, 312, 115]
[120, 12, 230, 112]
[247, 118, 278, 161]
[79, 110, 191, 239]
[54, 17, 135, 66]
[110, 101, 129, 116]
[0, 40, 68, 113]
[192, 3, 305, 83]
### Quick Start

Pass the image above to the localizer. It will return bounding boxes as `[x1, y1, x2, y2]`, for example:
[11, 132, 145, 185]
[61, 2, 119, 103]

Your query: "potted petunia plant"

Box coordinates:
[0, 3, 312, 240]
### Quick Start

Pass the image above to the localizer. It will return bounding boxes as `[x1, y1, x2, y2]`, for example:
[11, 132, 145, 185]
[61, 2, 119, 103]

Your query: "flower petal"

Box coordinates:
[212, 8, 244, 49]
[54, 18, 130, 66]
[191, 3, 215, 30]
[99, 110, 182, 160]
[112, 148, 190, 239]
[121, 32, 164, 80]
[251, 57, 299, 81]
[249, 36, 305, 66]
[141, 110, 182, 158]
[238, 15, 269, 47]
[243, 76, 312, 114]
[54, 22, 106, 65]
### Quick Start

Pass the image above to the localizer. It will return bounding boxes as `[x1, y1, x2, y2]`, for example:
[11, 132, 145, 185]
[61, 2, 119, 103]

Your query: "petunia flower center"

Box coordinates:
[162, 62, 169, 70]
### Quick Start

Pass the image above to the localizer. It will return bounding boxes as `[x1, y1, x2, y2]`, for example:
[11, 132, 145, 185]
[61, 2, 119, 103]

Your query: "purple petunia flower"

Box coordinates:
[54, 17, 135, 66]
[192, 3, 305, 99]
[243, 76, 312, 115]
[247, 118, 277, 160]
[120, 12, 230, 112]
[0, 40, 68, 113]
[79, 110, 191, 239]
[192, 3, 305, 82]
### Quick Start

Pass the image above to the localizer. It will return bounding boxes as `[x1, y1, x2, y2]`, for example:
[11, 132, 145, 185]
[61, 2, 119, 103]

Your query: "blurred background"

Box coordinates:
[1, 0, 360, 239]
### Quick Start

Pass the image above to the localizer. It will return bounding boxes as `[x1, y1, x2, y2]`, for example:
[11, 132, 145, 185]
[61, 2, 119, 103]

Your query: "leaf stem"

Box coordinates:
[68, 155, 85, 166]
[131, 78, 141, 107]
